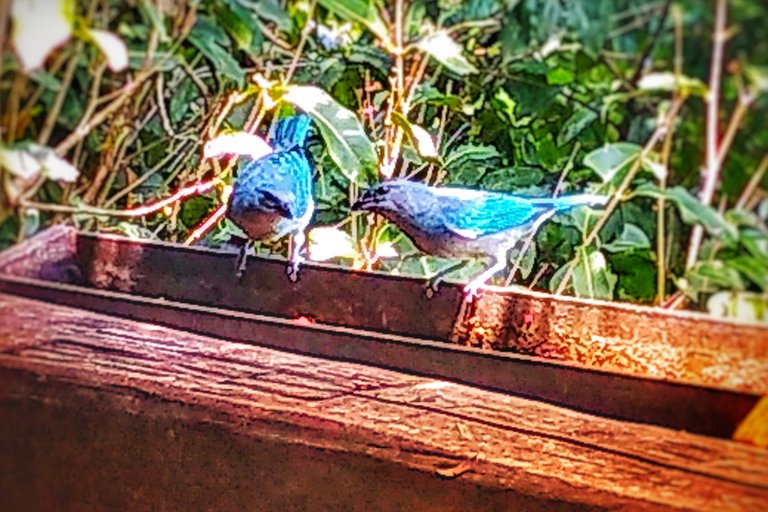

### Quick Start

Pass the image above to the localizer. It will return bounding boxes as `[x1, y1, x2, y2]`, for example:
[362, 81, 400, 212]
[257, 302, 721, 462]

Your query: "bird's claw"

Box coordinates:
[286, 256, 303, 283]
[462, 282, 485, 302]
[424, 278, 441, 299]
[235, 245, 249, 278]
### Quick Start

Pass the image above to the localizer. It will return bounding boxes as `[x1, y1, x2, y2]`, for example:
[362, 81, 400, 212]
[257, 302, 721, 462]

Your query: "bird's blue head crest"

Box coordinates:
[351, 179, 428, 214]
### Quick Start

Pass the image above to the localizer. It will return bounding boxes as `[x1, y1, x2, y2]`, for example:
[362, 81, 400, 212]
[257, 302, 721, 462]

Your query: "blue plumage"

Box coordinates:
[227, 114, 314, 280]
[352, 179, 607, 296]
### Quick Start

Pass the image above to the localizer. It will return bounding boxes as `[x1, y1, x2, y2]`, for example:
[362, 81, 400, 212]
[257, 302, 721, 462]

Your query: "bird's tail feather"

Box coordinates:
[531, 193, 609, 211]
[271, 115, 311, 151]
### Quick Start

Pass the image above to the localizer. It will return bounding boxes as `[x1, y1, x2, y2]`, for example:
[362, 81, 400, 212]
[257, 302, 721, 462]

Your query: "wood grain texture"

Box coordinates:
[455, 288, 768, 393]
[1, 294, 767, 511]
[2, 227, 767, 396]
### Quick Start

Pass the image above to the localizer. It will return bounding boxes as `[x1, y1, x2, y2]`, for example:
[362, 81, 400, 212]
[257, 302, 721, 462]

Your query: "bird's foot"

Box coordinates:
[286, 255, 304, 283]
[424, 277, 443, 299]
[235, 245, 249, 278]
[462, 281, 486, 302]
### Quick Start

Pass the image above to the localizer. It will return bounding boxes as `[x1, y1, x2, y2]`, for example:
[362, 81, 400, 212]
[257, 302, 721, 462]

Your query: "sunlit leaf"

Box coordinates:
[0, 143, 79, 182]
[391, 112, 439, 161]
[708, 291, 767, 322]
[583, 143, 641, 183]
[308, 226, 357, 261]
[637, 72, 708, 97]
[317, 0, 389, 43]
[11, 0, 74, 72]
[204, 132, 273, 160]
[0, 146, 42, 180]
[281, 85, 377, 181]
[603, 223, 651, 253]
[417, 31, 478, 75]
[744, 64, 768, 93]
[641, 157, 668, 181]
[376, 241, 399, 259]
[87, 29, 129, 72]
[39, 149, 79, 181]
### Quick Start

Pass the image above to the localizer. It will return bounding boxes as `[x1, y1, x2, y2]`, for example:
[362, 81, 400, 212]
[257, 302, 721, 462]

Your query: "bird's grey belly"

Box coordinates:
[406, 225, 524, 259]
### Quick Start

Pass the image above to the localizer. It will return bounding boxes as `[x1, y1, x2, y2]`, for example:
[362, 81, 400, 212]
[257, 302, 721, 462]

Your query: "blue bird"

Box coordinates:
[352, 179, 608, 297]
[227, 114, 313, 281]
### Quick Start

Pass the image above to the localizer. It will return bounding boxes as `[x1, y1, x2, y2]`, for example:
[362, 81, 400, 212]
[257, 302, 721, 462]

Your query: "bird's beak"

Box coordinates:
[351, 197, 371, 212]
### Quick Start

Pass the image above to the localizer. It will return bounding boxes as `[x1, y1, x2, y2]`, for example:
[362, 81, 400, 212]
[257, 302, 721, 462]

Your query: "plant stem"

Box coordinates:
[735, 154, 768, 211]
[685, 0, 726, 270]
[284, 0, 316, 84]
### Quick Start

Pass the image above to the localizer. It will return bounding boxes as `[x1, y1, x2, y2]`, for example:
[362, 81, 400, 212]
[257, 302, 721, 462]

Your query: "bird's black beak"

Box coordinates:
[351, 196, 371, 212]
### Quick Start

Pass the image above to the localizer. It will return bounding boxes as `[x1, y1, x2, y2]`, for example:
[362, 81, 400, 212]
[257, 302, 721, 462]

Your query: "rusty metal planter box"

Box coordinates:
[1, 226, 766, 438]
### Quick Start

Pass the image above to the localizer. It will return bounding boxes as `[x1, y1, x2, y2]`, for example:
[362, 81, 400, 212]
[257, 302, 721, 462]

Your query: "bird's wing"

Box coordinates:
[440, 192, 543, 239]
[236, 149, 312, 219]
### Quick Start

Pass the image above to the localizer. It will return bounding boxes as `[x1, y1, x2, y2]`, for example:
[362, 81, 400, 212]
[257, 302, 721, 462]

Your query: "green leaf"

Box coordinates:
[29, 70, 62, 91]
[727, 256, 768, 291]
[217, 2, 264, 53]
[412, 83, 463, 109]
[634, 185, 739, 242]
[583, 143, 641, 183]
[188, 17, 245, 83]
[443, 143, 500, 170]
[546, 67, 574, 85]
[484, 166, 544, 189]
[180, 195, 214, 228]
[572, 248, 617, 300]
[281, 85, 377, 181]
[140, 0, 168, 41]
[247, 0, 293, 32]
[609, 251, 656, 302]
[557, 106, 597, 146]
[603, 223, 651, 253]
[740, 229, 768, 264]
[685, 260, 746, 295]
[317, 0, 389, 43]
[551, 248, 616, 300]
[417, 31, 478, 75]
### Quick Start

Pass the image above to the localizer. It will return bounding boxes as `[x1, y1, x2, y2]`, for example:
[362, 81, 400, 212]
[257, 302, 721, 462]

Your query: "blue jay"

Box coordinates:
[227, 114, 313, 281]
[352, 179, 608, 297]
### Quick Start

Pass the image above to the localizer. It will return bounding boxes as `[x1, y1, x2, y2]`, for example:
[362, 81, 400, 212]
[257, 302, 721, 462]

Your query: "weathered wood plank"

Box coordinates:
[455, 288, 768, 393]
[1, 294, 766, 511]
[0, 274, 758, 438]
[2, 227, 766, 397]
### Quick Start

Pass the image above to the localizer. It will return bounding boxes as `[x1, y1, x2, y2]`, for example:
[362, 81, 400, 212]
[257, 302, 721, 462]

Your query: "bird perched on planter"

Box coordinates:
[352, 179, 608, 298]
[225, 114, 314, 281]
